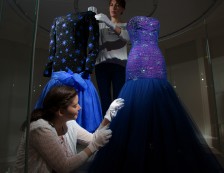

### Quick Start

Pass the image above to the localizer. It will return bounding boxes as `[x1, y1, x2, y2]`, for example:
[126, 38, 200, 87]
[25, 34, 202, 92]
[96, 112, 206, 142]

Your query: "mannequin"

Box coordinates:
[37, 8, 102, 133]
[88, 16, 224, 173]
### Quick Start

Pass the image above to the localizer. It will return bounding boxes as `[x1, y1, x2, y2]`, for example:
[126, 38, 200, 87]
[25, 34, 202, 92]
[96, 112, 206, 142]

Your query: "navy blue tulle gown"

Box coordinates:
[88, 16, 224, 173]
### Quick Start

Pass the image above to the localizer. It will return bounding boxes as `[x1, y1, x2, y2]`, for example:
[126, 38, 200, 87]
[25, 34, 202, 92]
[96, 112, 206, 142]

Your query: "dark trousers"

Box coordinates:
[95, 63, 126, 115]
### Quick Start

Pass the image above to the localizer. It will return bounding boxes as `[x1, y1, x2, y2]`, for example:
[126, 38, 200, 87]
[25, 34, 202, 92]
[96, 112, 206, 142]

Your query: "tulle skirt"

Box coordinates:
[88, 78, 224, 173]
[35, 71, 102, 133]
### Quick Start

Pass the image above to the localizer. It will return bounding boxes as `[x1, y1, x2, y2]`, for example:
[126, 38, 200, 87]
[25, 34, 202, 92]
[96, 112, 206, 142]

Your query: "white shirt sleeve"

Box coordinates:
[66, 120, 93, 146]
[119, 28, 130, 42]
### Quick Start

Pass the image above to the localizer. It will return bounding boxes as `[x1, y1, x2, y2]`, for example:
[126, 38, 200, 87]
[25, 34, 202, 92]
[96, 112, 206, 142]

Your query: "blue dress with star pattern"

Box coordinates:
[36, 11, 102, 133]
[44, 11, 99, 75]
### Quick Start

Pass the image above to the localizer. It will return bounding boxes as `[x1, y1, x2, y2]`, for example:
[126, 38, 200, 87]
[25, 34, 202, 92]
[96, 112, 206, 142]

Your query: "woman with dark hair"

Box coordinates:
[14, 85, 124, 173]
[92, 0, 130, 115]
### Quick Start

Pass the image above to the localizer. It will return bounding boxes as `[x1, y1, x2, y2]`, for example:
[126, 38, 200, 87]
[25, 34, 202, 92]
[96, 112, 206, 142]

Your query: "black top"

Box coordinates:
[44, 11, 99, 77]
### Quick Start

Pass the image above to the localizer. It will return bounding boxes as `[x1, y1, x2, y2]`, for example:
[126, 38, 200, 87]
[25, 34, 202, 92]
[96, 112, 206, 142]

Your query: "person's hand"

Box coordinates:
[95, 13, 116, 30]
[87, 125, 112, 153]
[104, 98, 124, 122]
[87, 6, 97, 14]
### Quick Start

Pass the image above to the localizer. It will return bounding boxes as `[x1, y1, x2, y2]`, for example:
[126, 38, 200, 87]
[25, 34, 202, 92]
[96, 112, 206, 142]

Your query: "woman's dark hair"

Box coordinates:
[21, 85, 77, 131]
[110, 0, 126, 9]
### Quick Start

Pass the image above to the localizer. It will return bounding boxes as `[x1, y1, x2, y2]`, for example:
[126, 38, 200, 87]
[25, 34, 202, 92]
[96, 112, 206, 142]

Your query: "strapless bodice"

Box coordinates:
[126, 16, 167, 81]
[127, 16, 160, 46]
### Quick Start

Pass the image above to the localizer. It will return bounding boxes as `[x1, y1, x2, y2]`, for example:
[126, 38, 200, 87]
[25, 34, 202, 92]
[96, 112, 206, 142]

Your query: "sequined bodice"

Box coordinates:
[126, 16, 167, 81]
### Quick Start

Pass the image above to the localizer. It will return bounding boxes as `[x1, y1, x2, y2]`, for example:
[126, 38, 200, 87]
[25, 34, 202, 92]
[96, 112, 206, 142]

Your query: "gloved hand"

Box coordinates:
[87, 125, 112, 153]
[95, 13, 116, 30]
[104, 98, 124, 122]
[87, 6, 97, 14]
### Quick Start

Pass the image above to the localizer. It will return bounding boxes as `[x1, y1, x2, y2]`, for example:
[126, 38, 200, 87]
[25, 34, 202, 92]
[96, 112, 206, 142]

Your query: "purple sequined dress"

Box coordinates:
[88, 16, 224, 173]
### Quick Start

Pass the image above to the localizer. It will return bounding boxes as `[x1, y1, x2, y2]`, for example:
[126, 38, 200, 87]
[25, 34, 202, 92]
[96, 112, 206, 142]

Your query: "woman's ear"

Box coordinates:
[58, 109, 65, 117]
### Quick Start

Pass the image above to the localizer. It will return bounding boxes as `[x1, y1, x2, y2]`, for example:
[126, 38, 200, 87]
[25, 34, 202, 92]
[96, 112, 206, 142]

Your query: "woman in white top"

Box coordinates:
[13, 85, 124, 173]
[94, 0, 130, 115]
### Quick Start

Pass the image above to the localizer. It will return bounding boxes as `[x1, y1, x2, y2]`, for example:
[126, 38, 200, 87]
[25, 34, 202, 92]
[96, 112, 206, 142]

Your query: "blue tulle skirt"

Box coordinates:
[88, 78, 224, 173]
[35, 71, 102, 133]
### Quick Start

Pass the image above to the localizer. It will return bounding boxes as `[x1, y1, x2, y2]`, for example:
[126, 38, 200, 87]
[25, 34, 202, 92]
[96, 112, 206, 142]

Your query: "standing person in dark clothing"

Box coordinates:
[90, 0, 130, 115]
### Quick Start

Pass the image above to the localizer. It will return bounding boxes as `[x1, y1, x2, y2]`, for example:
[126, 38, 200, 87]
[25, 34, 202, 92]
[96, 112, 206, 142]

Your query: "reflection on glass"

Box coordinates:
[0, 0, 39, 172]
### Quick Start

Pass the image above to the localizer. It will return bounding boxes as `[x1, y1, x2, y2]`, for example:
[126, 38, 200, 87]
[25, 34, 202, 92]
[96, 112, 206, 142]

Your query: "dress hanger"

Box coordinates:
[73, 0, 79, 13]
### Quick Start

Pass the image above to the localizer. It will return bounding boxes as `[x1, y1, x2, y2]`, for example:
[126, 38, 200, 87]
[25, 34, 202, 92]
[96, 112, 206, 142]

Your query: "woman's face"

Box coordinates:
[109, 0, 124, 18]
[62, 95, 81, 121]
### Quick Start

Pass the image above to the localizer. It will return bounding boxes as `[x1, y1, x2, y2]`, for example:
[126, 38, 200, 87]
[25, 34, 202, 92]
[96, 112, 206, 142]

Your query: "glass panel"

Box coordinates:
[0, 0, 38, 172]
[159, 1, 224, 153]
[207, 3, 224, 152]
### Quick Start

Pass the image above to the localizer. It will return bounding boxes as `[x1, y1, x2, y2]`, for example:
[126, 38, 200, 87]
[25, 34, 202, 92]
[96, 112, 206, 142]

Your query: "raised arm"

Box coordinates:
[95, 13, 129, 42]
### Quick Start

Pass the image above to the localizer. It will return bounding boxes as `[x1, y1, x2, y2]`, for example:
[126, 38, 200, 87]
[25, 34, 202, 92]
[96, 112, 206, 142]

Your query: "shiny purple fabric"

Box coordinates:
[126, 16, 167, 81]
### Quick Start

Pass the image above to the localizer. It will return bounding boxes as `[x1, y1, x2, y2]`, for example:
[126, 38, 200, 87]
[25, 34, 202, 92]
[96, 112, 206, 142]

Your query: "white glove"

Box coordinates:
[104, 98, 124, 122]
[95, 13, 116, 30]
[87, 6, 97, 14]
[87, 125, 112, 153]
